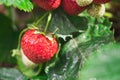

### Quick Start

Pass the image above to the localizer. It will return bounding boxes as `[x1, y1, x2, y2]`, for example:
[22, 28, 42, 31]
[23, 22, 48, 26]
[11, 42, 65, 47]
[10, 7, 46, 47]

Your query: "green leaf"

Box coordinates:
[31, 74, 47, 80]
[67, 15, 89, 30]
[47, 44, 82, 80]
[46, 17, 114, 80]
[0, 68, 26, 80]
[48, 10, 78, 35]
[47, 10, 93, 35]
[0, 13, 19, 64]
[80, 43, 120, 80]
[0, 0, 33, 12]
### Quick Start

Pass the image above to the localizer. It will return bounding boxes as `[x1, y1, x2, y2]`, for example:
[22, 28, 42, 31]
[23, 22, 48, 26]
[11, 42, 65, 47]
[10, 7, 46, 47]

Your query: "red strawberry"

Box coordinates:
[62, 0, 87, 15]
[21, 29, 58, 67]
[93, 0, 110, 4]
[32, 0, 61, 11]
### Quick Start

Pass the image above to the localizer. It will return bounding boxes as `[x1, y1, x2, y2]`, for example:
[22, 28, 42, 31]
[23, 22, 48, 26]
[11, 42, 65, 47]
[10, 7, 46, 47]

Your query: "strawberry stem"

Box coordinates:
[44, 12, 52, 33]
[17, 28, 28, 49]
[53, 28, 59, 34]
[34, 12, 49, 27]
[7, 7, 18, 31]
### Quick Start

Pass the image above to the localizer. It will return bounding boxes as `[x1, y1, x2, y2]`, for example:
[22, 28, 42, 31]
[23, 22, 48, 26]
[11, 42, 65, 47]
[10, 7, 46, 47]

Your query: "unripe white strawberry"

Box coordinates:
[87, 4, 105, 17]
[76, 0, 93, 7]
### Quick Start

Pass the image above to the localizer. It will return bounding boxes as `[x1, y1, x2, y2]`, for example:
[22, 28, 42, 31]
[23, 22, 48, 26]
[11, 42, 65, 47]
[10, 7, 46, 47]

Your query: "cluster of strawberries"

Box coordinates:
[33, 0, 111, 17]
[20, 0, 111, 68]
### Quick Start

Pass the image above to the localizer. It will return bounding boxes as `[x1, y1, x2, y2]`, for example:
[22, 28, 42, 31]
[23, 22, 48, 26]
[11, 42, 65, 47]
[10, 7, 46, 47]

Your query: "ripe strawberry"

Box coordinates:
[62, 0, 87, 15]
[93, 0, 110, 4]
[32, 0, 61, 11]
[76, 0, 93, 7]
[21, 29, 58, 67]
[87, 4, 105, 17]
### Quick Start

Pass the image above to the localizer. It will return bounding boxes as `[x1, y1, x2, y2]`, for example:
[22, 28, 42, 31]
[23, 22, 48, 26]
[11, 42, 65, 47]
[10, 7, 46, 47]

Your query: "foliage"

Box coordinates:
[46, 14, 114, 80]
[79, 43, 120, 80]
[0, 0, 119, 80]
[0, 68, 26, 80]
[0, 14, 18, 64]
[0, 0, 33, 12]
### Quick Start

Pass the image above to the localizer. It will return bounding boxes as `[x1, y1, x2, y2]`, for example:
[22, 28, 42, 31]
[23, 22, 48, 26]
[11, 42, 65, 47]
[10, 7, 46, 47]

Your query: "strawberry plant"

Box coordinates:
[0, 0, 120, 80]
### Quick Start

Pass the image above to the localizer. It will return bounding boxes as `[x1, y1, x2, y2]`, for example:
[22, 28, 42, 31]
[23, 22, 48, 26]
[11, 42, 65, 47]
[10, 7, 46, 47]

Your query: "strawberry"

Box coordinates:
[32, 0, 61, 11]
[21, 29, 58, 67]
[62, 0, 87, 15]
[87, 4, 105, 17]
[76, 0, 93, 7]
[93, 0, 110, 4]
